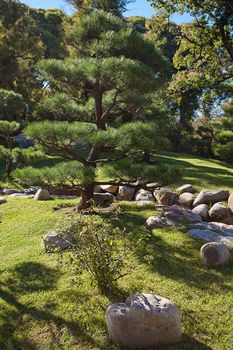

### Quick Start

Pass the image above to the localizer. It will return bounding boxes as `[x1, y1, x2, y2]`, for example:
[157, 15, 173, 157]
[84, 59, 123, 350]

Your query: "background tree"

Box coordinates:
[15, 10, 177, 209]
[65, 0, 133, 16]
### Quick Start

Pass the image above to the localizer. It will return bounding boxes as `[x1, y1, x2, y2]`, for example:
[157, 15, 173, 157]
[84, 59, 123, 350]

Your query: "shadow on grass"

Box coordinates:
[0, 262, 108, 350]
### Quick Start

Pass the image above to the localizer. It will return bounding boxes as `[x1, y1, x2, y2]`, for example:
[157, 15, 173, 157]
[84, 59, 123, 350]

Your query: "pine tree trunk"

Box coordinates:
[78, 183, 95, 210]
[6, 158, 12, 180]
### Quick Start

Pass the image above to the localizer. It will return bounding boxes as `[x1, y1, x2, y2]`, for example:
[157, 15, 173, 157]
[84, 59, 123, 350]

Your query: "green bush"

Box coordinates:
[64, 218, 126, 295]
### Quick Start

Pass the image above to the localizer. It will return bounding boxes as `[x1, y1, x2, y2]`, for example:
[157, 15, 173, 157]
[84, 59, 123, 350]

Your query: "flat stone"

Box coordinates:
[187, 229, 222, 242]
[106, 294, 182, 349]
[193, 190, 229, 207]
[144, 216, 176, 230]
[162, 205, 202, 224]
[176, 184, 195, 194]
[8, 193, 34, 199]
[101, 185, 118, 194]
[4, 189, 22, 195]
[146, 182, 161, 191]
[200, 242, 230, 267]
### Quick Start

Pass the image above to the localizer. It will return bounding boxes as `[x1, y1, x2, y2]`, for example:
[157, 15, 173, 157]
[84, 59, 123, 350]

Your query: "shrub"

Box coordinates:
[64, 217, 126, 295]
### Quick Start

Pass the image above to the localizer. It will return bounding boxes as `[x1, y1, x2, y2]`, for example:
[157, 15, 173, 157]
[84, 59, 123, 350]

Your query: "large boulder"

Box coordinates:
[144, 216, 176, 230]
[106, 294, 182, 349]
[200, 242, 230, 267]
[193, 190, 229, 207]
[0, 197, 6, 204]
[154, 190, 178, 206]
[34, 189, 50, 201]
[116, 186, 135, 201]
[176, 184, 195, 195]
[157, 205, 202, 224]
[135, 189, 155, 202]
[101, 185, 118, 194]
[228, 192, 233, 213]
[192, 204, 209, 221]
[177, 192, 195, 209]
[94, 192, 114, 207]
[41, 230, 74, 252]
[209, 202, 231, 222]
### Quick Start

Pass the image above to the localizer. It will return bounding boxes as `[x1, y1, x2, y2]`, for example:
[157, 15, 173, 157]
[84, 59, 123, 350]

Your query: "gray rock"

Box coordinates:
[177, 192, 195, 209]
[176, 184, 195, 194]
[144, 216, 176, 230]
[193, 190, 229, 207]
[161, 205, 202, 224]
[228, 192, 233, 213]
[41, 230, 74, 252]
[0, 197, 6, 204]
[192, 204, 209, 221]
[94, 192, 114, 207]
[187, 228, 222, 242]
[209, 202, 231, 222]
[200, 242, 230, 267]
[106, 294, 182, 349]
[9, 193, 34, 199]
[187, 221, 233, 242]
[4, 188, 21, 195]
[154, 190, 178, 206]
[135, 189, 155, 202]
[101, 185, 118, 194]
[34, 189, 50, 201]
[116, 186, 135, 201]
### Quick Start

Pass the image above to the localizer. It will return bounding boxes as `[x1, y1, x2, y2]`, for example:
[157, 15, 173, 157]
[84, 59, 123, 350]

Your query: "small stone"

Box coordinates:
[101, 185, 118, 194]
[176, 184, 195, 194]
[41, 230, 74, 252]
[144, 216, 176, 229]
[106, 294, 182, 349]
[177, 192, 195, 209]
[192, 204, 209, 221]
[116, 186, 135, 201]
[9, 193, 34, 199]
[34, 189, 50, 200]
[146, 182, 160, 191]
[135, 189, 155, 202]
[193, 190, 229, 207]
[200, 242, 230, 267]
[155, 190, 178, 206]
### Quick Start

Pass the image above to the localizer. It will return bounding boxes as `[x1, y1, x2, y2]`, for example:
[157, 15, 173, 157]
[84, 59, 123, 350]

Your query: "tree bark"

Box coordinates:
[78, 183, 95, 210]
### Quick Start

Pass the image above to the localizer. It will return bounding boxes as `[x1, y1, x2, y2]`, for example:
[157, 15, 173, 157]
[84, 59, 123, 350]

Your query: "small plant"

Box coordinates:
[64, 217, 126, 295]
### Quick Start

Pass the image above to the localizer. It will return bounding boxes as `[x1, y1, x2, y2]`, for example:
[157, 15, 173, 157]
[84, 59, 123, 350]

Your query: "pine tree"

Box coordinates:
[16, 11, 178, 209]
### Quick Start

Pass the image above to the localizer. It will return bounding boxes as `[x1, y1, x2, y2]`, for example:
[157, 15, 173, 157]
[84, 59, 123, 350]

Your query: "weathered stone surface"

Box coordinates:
[135, 189, 155, 202]
[157, 205, 202, 224]
[200, 242, 230, 267]
[41, 230, 74, 252]
[192, 204, 209, 221]
[116, 186, 135, 201]
[24, 188, 39, 195]
[176, 184, 195, 195]
[177, 192, 195, 209]
[101, 185, 118, 194]
[193, 190, 229, 207]
[187, 228, 221, 242]
[94, 192, 114, 207]
[209, 202, 231, 222]
[155, 190, 178, 206]
[94, 185, 103, 193]
[144, 216, 176, 230]
[187, 221, 233, 242]
[0, 197, 6, 204]
[106, 294, 182, 349]
[34, 189, 50, 200]
[228, 192, 233, 213]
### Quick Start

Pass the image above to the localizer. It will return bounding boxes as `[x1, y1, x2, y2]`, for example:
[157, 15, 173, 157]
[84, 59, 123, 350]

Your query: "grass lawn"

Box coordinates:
[0, 153, 233, 350]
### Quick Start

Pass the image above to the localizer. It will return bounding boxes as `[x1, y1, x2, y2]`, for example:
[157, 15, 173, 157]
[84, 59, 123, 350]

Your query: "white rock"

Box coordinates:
[200, 242, 230, 267]
[144, 216, 176, 230]
[34, 189, 50, 201]
[116, 186, 135, 201]
[135, 189, 155, 202]
[193, 190, 229, 207]
[106, 294, 182, 349]
[176, 184, 195, 194]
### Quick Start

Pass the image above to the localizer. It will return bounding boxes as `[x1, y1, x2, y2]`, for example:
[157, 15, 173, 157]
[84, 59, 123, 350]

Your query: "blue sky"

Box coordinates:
[21, 0, 192, 23]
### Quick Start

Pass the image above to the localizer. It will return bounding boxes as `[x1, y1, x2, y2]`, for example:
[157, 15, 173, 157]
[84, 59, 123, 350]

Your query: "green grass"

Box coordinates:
[0, 154, 233, 349]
